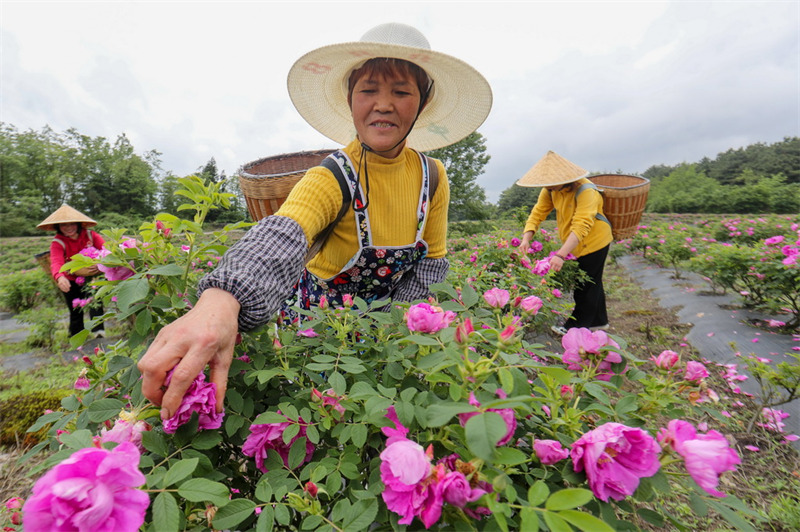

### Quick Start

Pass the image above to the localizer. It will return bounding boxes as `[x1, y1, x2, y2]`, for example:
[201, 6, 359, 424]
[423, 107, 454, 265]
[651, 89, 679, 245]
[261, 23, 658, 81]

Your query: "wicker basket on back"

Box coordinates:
[238, 149, 336, 221]
[587, 174, 650, 240]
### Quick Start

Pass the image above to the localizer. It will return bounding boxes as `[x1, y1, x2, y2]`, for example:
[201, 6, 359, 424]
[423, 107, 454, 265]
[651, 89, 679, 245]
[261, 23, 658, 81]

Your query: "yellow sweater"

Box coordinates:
[523, 178, 613, 257]
[276, 139, 449, 279]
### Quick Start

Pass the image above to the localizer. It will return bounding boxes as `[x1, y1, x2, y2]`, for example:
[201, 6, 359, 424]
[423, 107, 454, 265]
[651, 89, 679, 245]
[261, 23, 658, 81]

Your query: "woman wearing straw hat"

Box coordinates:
[37, 204, 105, 338]
[517, 151, 613, 335]
[138, 23, 492, 418]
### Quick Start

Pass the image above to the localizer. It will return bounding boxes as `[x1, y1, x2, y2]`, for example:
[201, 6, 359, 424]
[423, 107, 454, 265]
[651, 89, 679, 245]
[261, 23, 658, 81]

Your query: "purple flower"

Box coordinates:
[98, 263, 136, 281]
[658, 419, 740, 497]
[242, 415, 314, 473]
[380, 440, 436, 526]
[510, 237, 521, 247]
[561, 328, 626, 381]
[440, 470, 487, 508]
[684, 361, 709, 382]
[571, 422, 661, 502]
[22, 442, 149, 532]
[405, 302, 457, 333]
[533, 439, 570, 465]
[100, 416, 150, 452]
[517, 295, 544, 315]
[74, 369, 91, 390]
[382, 406, 409, 446]
[652, 350, 680, 369]
[483, 287, 510, 308]
[162, 370, 224, 434]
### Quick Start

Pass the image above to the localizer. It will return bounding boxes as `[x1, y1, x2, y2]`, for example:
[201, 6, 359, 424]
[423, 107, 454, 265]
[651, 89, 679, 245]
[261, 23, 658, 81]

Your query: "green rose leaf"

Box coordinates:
[178, 478, 230, 507]
[115, 278, 150, 313]
[464, 411, 506, 461]
[557, 509, 616, 532]
[147, 264, 185, 276]
[426, 402, 475, 427]
[342, 498, 378, 531]
[87, 398, 125, 423]
[152, 491, 180, 532]
[528, 480, 550, 507]
[545, 488, 595, 511]
[163, 458, 199, 487]
[212, 499, 256, 530]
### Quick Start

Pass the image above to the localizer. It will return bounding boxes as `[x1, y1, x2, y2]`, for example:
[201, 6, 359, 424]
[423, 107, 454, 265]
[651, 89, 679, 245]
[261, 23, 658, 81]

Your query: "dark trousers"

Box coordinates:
[565, 244, 609, 330]
[63, 280, 104, 337]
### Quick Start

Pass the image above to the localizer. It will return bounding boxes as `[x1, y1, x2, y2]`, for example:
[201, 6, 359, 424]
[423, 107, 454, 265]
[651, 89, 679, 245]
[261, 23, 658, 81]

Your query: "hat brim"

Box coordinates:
[37, 204, 98, 232]
[287, 41, 492, 151]
[515, 173, 590, 188]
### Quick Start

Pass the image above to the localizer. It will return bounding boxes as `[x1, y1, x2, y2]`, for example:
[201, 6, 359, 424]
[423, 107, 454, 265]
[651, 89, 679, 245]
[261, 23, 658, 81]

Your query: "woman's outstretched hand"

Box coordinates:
[137, 288, 241, 420]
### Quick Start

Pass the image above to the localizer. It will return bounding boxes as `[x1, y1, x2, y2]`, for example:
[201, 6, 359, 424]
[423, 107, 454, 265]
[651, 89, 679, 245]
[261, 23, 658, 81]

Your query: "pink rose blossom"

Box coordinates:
[382, 406, 410, 446]
[684, 361, 709, 381]
[533, 439, 570, 465]
[561, 328, 626, 381]
[405, 302, 456, 333]
[510, 237, 521, 247]
[380, 439, 434, 526]
[5, 497, 23, 510]
[311, 388, 345, 418]
[100, 417, 150, 452]
[162, 369, 224, 434]
[483, 287, 510, 308]
[551, 288, 562, 298]
[454, 318, 475, 345]
[518, 295, 544, 315]
[242, 415, 314, 473]
[653, 350, 680, 369]
[22, 442, 149, 532]
[657, 419, 740, 497]
[73, 370, 91, 391]
[532, 259, 551, 275]
[298, 328, 319, 337]
[757, 408, 791, 432]
[571, 423, 661, 502]
[440, 470, 487, 508]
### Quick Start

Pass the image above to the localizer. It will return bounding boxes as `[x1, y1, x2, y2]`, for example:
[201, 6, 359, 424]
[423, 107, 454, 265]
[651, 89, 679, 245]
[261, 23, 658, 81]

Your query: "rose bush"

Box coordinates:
[9, 184, 776, 532]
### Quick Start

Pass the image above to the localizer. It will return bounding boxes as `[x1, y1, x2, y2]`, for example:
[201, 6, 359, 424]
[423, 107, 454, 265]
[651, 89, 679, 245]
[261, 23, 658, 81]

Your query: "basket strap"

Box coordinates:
[575, 182, 611, 226]
[303, 154, 440, 265]
[304, 157, 351, 265]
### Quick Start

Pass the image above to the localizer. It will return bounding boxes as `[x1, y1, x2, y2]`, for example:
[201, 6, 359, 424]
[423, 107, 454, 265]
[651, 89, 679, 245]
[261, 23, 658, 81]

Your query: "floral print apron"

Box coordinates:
[287, 149, 433, 316]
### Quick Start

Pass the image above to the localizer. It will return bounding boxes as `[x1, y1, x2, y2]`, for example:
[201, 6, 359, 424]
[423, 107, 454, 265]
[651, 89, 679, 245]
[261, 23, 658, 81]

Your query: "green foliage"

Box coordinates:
[426, 132, 493, 221]
[0, 123, 162, 237]
[17, 306, 68, 350]
[15, 189, 784, 531]
[496, 185, 541, 215]
[0, 389, 71, 445]
[0, 269, 59, 312]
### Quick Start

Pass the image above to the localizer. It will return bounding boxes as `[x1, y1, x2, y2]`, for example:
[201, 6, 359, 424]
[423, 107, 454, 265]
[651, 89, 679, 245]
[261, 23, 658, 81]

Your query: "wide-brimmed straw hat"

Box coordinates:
[516, 151, 589, 188]
[37, 204, 97, 232]
[287, 22, 493, 151]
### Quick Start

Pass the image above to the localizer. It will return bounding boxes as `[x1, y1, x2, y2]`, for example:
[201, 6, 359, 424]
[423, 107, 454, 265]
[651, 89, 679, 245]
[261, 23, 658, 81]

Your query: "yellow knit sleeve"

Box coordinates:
[274, 167, 344, 247]
[523, 188, 553, 234]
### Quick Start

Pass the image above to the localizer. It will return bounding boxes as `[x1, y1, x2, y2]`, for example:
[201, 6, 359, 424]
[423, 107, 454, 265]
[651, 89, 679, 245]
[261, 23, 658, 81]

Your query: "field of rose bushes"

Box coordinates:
[1, 179, 799, 531]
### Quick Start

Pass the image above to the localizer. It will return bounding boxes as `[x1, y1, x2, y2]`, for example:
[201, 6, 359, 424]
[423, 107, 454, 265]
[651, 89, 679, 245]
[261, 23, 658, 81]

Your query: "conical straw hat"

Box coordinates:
[516, 151, 589, 187]
[37, 204, 97, 232]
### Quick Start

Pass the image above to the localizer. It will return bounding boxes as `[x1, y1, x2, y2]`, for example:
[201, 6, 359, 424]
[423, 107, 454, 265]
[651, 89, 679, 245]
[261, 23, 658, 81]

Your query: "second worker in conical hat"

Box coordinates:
[516, 151, 613, 335]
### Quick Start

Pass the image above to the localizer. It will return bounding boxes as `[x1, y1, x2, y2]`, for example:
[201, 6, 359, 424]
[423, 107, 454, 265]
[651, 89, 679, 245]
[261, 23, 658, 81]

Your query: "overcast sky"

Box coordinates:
[2, 1, 798, 202]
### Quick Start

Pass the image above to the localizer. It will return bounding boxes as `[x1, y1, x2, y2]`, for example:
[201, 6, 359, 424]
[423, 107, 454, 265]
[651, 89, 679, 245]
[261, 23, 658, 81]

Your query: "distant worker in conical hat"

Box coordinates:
[516, 151, 613, 335]
[37, 204, 105, 338]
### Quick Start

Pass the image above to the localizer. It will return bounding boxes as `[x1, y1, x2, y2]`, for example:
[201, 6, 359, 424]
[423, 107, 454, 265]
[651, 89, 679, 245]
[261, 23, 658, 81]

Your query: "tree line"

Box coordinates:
[496, 137, 800, 216]
[0, 123, 246, 236]
[0, 124, 493, 237]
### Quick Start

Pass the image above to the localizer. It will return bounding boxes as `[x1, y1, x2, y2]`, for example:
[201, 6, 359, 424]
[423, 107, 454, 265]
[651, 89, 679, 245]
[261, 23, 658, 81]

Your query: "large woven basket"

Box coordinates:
[588, 174, 650, 240]
[238, 149, 336, 221]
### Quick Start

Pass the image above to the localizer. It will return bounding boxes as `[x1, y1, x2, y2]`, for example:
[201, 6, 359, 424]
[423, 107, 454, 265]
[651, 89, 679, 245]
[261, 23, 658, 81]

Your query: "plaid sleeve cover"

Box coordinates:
[197, 215, 307, 331]
[391, 256, 450, 303]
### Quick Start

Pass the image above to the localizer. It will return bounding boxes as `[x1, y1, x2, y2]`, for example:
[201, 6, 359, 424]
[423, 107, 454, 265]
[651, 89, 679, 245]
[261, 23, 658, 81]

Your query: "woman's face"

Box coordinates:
[59, 222, 80, 239]
[350, 69, 422, 159]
